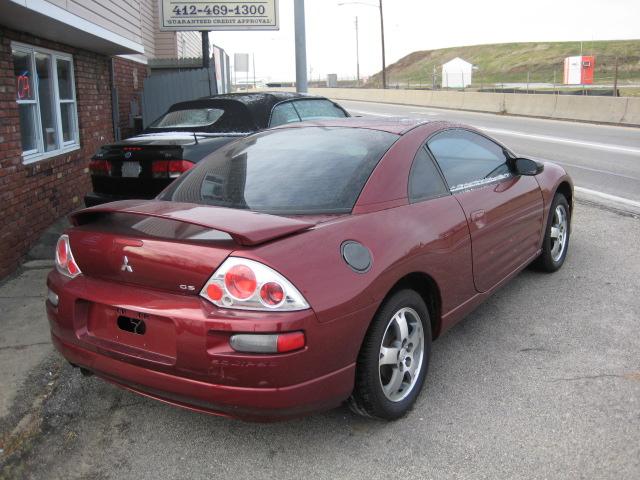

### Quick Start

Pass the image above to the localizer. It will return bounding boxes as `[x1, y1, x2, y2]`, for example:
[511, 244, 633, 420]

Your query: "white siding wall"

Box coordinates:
[150, 2, 201, 59]
[49, 0, 144, 47]
[151, 0, 176, 58]
[40, 0, 202, 61]
[140, 0, 155, 58]
[176, 31, 201, 59]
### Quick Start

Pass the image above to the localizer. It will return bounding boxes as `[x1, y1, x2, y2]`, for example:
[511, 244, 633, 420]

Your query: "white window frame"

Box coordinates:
[12, 42, 80, 164]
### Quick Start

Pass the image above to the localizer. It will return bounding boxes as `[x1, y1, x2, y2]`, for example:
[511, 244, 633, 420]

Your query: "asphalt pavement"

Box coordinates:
[1, 200, 639, 480]
[340, 99, 640, 208]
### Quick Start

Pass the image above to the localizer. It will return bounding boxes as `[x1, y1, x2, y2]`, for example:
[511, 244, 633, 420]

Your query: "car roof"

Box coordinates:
[169, 91, 333, 128]
[274, 116, 450, 135]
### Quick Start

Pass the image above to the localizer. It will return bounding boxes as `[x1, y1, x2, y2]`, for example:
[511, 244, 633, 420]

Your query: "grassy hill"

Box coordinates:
[365, 40, 640, 88]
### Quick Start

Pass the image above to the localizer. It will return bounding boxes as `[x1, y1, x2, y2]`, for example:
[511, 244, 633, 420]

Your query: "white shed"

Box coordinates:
[442, 57, 473, 88]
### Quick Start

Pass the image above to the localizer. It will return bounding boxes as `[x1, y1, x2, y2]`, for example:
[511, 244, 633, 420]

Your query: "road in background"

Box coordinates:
[341, 100, 640, 205]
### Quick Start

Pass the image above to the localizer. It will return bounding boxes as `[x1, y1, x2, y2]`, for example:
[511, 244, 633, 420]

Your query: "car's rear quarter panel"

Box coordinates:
[242, 194, 474, 370]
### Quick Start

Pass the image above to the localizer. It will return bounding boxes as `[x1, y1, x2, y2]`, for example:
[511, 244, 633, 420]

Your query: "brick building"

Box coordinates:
[0, 0, 202, 279]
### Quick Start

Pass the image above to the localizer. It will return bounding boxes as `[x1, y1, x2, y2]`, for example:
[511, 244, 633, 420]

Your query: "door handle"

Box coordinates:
[470, 209, 486, 228]
[470, 210, 485, 222]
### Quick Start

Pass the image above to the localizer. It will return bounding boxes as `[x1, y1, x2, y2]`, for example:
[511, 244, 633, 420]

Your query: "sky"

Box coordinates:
[210, 0, 640, 83]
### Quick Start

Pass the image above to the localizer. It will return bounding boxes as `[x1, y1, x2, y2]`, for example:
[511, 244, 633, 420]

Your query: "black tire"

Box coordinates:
[349, 289, 432, 420]
[533, 193, 571, 272]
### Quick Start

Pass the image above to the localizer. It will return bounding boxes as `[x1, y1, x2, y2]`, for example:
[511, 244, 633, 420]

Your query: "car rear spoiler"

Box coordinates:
[70, 200, 314, 246]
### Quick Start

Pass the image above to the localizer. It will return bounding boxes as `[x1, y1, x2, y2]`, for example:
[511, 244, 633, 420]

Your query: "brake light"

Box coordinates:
[224, 264, 257, 299]
[55, 235, 82, 278]
[152, 160, 195, 179]
[89, 159, 111, 176]
[56, 237, 68, 266]
[277, 332, 306, 352]
[200, 258, 309, 311]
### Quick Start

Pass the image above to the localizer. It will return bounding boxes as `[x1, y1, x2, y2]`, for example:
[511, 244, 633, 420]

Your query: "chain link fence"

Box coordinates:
[314, 53, 640, 97]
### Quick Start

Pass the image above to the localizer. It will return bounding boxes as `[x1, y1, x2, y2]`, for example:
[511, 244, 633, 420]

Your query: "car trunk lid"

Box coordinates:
[67, 200, 316, 294]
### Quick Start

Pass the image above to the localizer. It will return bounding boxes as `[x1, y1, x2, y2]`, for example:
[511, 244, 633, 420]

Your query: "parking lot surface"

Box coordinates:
[1, 201, 639, 480]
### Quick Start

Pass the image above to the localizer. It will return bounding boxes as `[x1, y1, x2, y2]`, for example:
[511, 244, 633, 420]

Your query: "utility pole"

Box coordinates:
[379, 0, 386, 89]
[337, 1, 385, 88]
[294, 0, 308, 93]
[252, 54, 256, 89]
[355, 16, 360, 86]
[201, 31, 210, 69]
[613, 56, 619, 97]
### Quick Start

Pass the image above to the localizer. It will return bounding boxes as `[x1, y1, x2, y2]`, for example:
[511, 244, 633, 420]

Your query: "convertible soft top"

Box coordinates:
[166, 91, 323, 130]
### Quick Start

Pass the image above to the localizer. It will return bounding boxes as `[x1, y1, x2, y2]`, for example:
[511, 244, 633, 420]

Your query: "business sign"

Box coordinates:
[234, 53, 250, 72]
[160, 0, 279, 31]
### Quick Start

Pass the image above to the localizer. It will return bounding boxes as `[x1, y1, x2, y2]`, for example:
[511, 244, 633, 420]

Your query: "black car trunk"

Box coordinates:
[89, 134, 240, 202]
[91, 143, 184, 198]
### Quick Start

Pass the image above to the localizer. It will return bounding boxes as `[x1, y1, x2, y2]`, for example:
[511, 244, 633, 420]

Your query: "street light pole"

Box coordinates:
[294, 0, 308, 93]
[379, 0, 386, 89]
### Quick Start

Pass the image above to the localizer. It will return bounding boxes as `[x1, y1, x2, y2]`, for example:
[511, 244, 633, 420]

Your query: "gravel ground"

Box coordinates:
[1, 201, 639, 480]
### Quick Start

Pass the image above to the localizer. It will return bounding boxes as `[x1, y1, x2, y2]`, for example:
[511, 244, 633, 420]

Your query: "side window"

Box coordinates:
[427, 130, 510, 191]
[269, 102, 300, 127]
[409, 147, 449, 202]
[291, 99, 347, 121]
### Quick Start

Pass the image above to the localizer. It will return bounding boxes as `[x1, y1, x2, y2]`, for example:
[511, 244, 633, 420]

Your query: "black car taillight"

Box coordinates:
[89, 159, 111, 176]
[152, 160, 195, 179]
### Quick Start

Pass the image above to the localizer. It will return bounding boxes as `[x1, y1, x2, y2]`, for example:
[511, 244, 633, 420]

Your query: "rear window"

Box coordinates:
[150, 108, 225, 128]
[146, 101, 257, 133]
[159, 127, 399, 214]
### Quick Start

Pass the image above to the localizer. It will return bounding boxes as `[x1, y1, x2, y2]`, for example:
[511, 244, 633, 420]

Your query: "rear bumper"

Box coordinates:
[52, 332, 354, 421]
[46, 271, 366, 421]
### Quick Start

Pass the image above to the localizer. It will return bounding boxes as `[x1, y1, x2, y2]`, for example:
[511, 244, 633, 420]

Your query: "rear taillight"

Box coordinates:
[200, 258, 309, 311]
[224, 264, 257, 299]
[89, 159, 111, 176]
[55, 234, 82, 278]
[152, 160, 195, 179]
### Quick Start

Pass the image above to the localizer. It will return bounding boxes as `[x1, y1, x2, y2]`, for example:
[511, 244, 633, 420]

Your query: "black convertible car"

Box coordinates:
[85, 92, 349, 206]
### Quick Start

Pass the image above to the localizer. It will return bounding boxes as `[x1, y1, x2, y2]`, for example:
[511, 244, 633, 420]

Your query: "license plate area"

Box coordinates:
[122, 161, 141, 178]
[87, 304, 176, 361]
[117, 315, 146, 335]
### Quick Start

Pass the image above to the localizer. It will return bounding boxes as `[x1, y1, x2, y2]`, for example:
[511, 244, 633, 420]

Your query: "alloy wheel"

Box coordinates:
[378, 307, 424, 402]
[550, 204, 568, 262]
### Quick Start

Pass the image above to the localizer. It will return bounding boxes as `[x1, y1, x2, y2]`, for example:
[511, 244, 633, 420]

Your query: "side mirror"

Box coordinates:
[513, 157, 544, 176]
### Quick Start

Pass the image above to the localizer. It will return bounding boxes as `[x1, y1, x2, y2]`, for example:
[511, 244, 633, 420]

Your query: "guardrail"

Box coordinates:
[271, 87, 640, 125]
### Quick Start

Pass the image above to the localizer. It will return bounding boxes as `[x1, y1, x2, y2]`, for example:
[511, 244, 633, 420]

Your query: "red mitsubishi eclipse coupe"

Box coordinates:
[47, 118, 573, 421]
